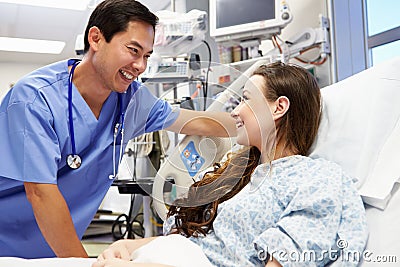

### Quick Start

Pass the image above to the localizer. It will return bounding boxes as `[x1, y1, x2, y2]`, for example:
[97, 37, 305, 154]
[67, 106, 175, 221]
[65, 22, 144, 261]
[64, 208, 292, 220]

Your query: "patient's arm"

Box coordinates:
[97, 237, 158, 261]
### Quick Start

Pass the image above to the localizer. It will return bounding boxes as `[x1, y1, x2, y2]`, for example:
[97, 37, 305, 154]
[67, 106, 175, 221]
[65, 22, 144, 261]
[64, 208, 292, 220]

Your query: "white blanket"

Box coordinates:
[0, 257, 96, 267]
[0, 235, 212, 267]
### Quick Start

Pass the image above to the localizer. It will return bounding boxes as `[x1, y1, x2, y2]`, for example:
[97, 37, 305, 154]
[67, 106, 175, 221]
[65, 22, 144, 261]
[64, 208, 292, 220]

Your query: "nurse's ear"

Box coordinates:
[87, 26, 103, 52]
[271, 96, 290, 121]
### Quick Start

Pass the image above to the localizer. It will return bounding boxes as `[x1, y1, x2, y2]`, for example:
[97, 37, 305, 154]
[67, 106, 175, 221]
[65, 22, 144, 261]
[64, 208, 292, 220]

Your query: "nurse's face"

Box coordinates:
[231, 75, 276, 154]
[93, 20, 154, 93]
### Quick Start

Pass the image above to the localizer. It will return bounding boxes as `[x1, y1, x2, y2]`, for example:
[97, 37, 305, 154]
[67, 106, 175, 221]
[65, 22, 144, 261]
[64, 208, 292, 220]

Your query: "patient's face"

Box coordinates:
[231, 75, 275, 153]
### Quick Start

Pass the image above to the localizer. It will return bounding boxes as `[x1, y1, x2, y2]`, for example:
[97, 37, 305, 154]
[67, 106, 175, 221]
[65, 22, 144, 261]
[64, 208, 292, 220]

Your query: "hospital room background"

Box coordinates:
[1, 0, 400, 265]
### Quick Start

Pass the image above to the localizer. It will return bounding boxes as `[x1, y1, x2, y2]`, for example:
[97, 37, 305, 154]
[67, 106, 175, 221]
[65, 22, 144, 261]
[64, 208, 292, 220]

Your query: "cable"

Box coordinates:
[130, 212, 145, 238]
[294, 44, 327, 65]
[272, 35, 283, 54]
[111, 194, 147, 240]
[111, 214, 129, 240]
[271, 33, 328, 66]
[202, 40, 212, 111]
[298, 44, 321, 54]
[295, 55, 327, 65]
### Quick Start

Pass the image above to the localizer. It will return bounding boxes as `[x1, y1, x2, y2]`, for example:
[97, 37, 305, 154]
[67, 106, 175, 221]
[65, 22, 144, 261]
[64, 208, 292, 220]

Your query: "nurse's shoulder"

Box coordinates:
[4, 59, 70, 105]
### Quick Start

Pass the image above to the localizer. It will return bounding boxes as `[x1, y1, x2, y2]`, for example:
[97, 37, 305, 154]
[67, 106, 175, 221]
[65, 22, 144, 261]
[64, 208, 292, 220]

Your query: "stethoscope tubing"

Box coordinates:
[67, 60, 124, 173]
[68, 62, 79, 156]
[111, 94, 125, 179]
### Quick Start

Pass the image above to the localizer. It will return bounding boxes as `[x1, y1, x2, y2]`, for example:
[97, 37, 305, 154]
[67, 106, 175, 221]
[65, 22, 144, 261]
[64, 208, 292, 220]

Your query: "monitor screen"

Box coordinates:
[210, 0, 292, 43]
[216, 0, 275, 29]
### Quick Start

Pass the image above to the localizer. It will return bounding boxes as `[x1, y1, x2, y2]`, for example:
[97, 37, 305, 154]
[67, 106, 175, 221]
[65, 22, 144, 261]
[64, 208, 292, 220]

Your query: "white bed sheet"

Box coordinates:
[0, 257, 96, 267]
[361, 183, 400, 266]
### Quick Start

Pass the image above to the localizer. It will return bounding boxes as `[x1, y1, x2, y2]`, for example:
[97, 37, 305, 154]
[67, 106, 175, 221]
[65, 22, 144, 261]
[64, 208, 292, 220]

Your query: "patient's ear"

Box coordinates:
[272, 96, 290, 120]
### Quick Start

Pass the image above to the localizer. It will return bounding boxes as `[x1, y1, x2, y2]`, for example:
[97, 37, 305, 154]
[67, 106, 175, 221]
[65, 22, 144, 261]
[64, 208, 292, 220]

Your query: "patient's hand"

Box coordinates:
[97, 239, 132, 261]
[95, 237, 159, 264]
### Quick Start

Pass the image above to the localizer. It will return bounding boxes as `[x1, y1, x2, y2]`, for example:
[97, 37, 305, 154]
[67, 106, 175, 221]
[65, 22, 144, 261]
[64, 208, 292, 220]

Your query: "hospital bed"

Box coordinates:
[1, 56, 399, 266]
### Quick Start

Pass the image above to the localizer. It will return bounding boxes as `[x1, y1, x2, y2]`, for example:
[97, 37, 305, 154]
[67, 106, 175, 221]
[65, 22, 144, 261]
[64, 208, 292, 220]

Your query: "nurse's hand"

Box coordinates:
[97, 239, 132, 261]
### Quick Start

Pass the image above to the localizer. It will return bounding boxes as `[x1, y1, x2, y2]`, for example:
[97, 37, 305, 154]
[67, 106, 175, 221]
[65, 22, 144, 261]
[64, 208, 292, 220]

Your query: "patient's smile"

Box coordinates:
[235, 120, 244, 128]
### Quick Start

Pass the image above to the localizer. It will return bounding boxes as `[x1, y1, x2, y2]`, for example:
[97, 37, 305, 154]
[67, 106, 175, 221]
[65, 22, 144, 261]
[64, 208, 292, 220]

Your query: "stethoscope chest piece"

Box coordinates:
[67, 154, 82, 169]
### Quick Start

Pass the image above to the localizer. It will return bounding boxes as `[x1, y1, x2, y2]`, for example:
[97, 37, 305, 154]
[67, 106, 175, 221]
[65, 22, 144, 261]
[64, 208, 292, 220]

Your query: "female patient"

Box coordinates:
[93, 62, 368, 267]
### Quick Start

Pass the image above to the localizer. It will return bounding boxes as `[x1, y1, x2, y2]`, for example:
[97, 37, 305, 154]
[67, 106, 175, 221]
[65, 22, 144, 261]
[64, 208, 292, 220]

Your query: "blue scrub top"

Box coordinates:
[0, 59, 179, 258]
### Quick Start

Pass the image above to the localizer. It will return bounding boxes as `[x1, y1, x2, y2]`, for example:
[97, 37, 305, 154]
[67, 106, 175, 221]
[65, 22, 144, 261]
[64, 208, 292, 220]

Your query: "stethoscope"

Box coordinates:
[66, 61, 125, 180]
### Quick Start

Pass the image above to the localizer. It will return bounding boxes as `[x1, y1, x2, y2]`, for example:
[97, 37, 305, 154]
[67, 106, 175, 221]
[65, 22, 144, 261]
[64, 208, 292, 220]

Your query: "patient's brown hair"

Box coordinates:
[167, 62, 321, 237]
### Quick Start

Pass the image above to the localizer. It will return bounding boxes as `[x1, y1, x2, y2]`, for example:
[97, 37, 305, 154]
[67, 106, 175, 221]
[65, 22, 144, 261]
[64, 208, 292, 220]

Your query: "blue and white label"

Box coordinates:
[180, 141, 205, 177]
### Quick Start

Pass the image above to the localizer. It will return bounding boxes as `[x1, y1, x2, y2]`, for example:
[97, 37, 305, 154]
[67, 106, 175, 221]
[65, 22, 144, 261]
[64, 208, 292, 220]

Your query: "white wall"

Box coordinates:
[0, 62, 44, 101]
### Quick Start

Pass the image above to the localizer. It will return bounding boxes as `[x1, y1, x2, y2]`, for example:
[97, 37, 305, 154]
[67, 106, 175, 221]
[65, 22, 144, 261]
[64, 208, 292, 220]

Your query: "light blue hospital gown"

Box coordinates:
[164, 155, 368, 266]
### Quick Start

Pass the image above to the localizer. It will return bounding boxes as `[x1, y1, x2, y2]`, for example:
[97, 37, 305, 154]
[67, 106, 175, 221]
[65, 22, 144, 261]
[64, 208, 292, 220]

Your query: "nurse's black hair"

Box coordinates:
[83, 0, 158, 54]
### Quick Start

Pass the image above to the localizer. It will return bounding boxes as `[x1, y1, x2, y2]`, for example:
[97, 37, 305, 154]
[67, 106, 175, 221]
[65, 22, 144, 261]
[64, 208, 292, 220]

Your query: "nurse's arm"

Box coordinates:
[166, 109, 236, 137]
[24, 182, 88, 258]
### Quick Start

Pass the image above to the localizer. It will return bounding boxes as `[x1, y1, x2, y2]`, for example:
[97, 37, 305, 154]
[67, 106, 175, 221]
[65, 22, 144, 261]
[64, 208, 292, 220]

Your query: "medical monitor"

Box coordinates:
[209, 0, 292, 43]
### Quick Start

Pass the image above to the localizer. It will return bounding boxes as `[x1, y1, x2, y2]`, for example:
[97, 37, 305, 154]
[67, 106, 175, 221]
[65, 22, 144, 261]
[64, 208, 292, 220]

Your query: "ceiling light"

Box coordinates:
[0, 37, 65, 54]
[0, 0, 91, 11]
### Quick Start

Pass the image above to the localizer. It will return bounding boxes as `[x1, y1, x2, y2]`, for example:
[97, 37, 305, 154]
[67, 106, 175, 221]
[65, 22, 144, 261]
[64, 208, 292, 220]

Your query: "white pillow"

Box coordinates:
[309, 56, 400, 210]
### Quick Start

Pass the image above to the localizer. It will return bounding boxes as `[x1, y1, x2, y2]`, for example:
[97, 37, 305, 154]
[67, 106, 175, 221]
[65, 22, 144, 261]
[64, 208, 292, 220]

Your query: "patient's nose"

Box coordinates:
[231, 107, 238, 118]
